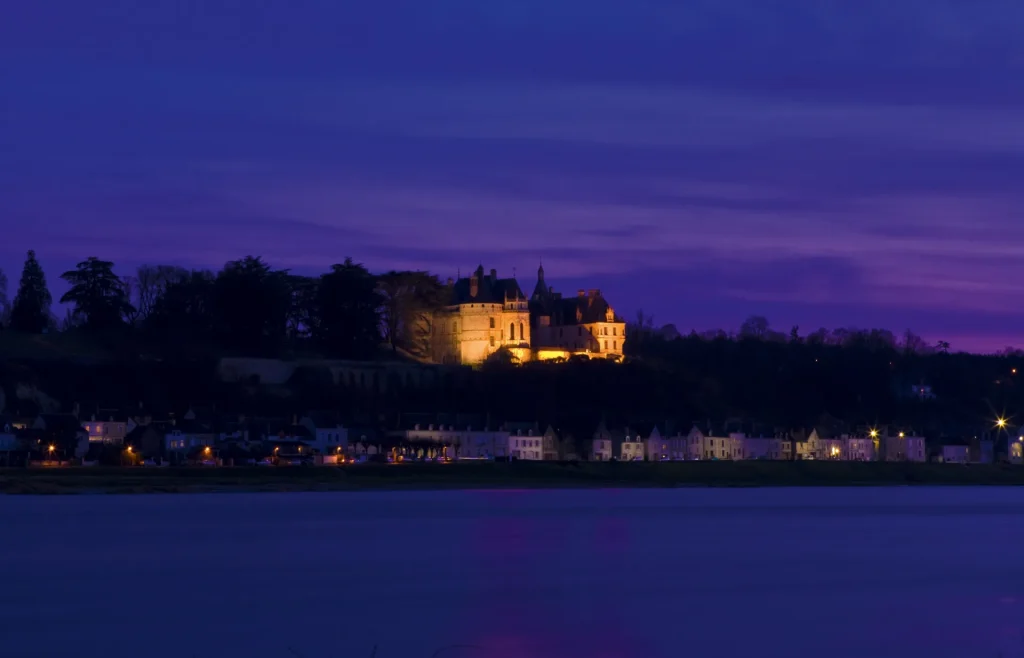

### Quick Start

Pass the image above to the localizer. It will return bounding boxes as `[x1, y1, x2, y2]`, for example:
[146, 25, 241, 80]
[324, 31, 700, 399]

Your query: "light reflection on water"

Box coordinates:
[1, 487, 1024, 658]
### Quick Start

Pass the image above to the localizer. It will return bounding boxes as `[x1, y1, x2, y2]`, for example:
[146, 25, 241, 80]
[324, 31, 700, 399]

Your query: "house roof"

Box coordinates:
[501, 421, 540, 434]
[88, 409, 132, 423]
[302, 411, 342, 428]
[532, 289, 621, 326]
[348, 427, 381, 443]
[39, 414, 85, 434]
[268, 424, 313, 440]
[625, 423, 661, 438]
[169, 419, 215, 435]
[450, 265, 526, 305]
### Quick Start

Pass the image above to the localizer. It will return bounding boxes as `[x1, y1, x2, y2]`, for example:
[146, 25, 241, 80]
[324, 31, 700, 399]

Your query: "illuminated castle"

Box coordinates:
[431, 264, 626, 365]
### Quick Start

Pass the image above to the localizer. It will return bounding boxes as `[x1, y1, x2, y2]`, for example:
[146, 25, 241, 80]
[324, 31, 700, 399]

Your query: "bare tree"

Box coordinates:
[739, 315, 770, 339]
[120, 275, 140, 325]
[133, 264, 188, 324]
[901, 329, 928, 354]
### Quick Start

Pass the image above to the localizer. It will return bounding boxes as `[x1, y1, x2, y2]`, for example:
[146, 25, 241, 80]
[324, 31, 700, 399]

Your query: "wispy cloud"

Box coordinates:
[3, 0, 1024, 351]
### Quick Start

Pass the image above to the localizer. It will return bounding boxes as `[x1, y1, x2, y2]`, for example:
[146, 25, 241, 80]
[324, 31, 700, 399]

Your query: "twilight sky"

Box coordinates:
[4, 1, 1024, 352]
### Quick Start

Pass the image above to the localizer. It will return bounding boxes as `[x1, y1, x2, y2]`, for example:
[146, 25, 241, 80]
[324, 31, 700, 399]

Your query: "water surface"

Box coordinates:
[1, 487, 1023, 658]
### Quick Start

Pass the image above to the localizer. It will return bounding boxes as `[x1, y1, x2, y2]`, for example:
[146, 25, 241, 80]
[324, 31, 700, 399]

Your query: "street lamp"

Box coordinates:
[997, 418, 1008, 429]
[869, 429, 878, 438]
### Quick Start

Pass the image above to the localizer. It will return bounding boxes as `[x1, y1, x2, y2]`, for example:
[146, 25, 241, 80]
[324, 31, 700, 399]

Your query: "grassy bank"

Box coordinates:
[3, 461, 1024, 494]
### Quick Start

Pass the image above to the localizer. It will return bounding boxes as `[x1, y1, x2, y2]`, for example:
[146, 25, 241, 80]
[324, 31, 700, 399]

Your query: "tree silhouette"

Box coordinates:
[60, 257, 134, 331]
[0, 266, 8, 326]
[739, 315, 770, 339]
[145, 269, 216, 348]
[212, 256, 291, 356]
[9, 250, 53, 333]
[377, 271, 445, 356]
[312, 259, 381, 358]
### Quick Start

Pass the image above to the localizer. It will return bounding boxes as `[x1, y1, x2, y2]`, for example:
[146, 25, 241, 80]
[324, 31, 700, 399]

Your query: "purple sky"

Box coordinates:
[4, 1, 1024, 352]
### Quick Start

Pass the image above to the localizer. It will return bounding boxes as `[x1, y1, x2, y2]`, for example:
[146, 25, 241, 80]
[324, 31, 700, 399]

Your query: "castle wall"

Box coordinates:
[433, 302, 533, 365]
[533, 321, 626, 358]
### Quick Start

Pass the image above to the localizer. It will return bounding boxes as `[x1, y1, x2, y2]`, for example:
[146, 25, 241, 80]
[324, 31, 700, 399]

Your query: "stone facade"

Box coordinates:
[432, 266, 532, 365]
[530, 264, 626, 361]
[431, 264, 626, 365]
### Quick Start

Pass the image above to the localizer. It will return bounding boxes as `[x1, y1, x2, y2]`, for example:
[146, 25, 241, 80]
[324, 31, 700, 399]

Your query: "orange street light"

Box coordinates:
[126, 446, 133, 453]
[48, 445, 55, 453]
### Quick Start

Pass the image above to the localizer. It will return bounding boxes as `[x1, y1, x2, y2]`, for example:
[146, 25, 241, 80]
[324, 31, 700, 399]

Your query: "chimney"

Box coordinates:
[490, 269, 497, 280]
[469, 273, 479, 298]
[446, 277, 454, 286]
[578, 289, 585, 297]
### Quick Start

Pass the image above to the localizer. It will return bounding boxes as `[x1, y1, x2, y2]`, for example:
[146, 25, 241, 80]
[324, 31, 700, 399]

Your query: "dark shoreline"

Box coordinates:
[3, 461, 1024, 494]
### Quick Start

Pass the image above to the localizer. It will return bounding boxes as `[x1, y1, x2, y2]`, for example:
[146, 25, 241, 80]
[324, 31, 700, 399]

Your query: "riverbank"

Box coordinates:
[3, 461, 1024, 494]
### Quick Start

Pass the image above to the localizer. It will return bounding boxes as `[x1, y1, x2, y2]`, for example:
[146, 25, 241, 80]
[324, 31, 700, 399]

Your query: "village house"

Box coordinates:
[741, 435, 773, 460]
[458, 429, 512, 460]
[620, 424, 663, 461]
[541, 425, 561, 461]
[589, 422, 614, 461]
[300, 412, 349, 454]
[164, 418, 218, 460]
[690, 425, 744, 460]
[843, 435, 876, 461]
[616, 429, 645, 461]
[969, 438, 995, 464]
[1011, 436, 1024, 465]
[0, 415, 22, 466]
[663, 429, 692, 461]
[941, 444, 970, 464]
[879, 432, 925, 462]
[768, 436, 792, 460]
[82, 412, 134, 444]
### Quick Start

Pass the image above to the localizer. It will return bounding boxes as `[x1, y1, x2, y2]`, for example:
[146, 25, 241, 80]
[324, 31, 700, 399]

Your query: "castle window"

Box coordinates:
[453, 321, 457, 333]
[613, 341, 617, 350]
[578, 327, 582, 337]
[613, 327, 617, 336]
[490, 336, 495, 347]
[604, 340, 608, 349]
[510, 323, 515, 340]
[520, 323, 524, 340]
[489, 317, 495, 329]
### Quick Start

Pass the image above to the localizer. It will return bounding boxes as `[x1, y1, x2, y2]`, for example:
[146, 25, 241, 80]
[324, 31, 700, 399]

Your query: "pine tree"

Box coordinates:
[8, 250, 53, 333]
[0, 266, 8, 326]
[59, 257, 134, 331]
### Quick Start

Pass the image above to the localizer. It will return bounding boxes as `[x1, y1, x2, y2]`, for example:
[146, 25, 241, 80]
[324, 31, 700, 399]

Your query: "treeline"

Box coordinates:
[630, 314, 962, 356]
[0, 251, 452, 359]
[1, 252, 1022, 436]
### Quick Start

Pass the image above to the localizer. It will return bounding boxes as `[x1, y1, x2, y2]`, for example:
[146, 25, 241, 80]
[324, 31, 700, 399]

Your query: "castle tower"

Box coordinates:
[531, 262, 548, 301]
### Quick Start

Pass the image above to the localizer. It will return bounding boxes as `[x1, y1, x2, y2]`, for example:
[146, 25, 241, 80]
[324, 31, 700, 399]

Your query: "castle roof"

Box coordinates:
[450, 266, 525, 305]
[534, 291, 619, 325]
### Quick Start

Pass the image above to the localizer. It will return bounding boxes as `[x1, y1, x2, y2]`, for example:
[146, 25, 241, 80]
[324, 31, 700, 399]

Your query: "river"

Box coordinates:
[1, 487, 1023, 658]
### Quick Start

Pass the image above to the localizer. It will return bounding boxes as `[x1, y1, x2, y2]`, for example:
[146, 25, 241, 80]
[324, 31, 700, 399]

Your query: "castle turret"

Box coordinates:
[531, 262, 548, 301]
